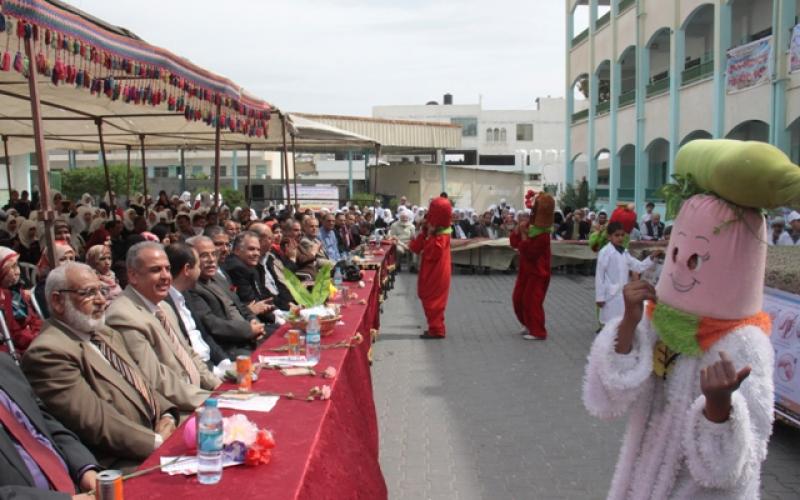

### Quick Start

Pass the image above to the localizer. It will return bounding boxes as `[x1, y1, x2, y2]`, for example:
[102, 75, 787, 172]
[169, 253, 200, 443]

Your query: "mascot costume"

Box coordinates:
[510, 190, 554, 340]
[583, 139, 800, 499]
[410, 196, 453, 339]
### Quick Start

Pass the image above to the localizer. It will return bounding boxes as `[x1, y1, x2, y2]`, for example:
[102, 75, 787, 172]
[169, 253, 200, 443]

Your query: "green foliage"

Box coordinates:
[659, 173, 708, 220]
[222, 188, 244, 208]
[282, 263, 334, 308]
[543, 183, 559, 196]
[558, 178, 597, 212]
[61, 164, 143, 202]
[350, 192, 376, 208]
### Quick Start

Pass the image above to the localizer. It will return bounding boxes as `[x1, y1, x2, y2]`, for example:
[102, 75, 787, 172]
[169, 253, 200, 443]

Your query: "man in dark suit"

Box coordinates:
[164, 243, 228, 367]
[248, 223, 294, 312]
[0, 353, 99, 499]
[223, 231, 276, 323]
[557, 209, 591, 241]
[186, 236, 266, 358]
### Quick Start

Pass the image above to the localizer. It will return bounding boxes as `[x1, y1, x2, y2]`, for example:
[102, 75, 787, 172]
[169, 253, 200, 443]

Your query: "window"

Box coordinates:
[237, 165, 248, 177]
[527, 173, 542, 181]
[450, 117, 477, 137]
[256, 165, 268, 179]
[516, 124, 533, 141]
[486, 128, 493, 142]
[500, 128, 507, 142]
[219, 166, 227, 177]
[479, 155, 516, 166]
[493, 128, 500, 141]
[153, 167, 169, 178]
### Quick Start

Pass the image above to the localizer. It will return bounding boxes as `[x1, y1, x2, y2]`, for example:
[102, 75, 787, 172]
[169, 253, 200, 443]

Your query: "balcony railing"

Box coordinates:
[617, 188, 635, 201]
[618, 89, 636, 108]
[571, 109, 589, 123]
[596, 11, 610, 29]
[646, 73, 670, 97]
[572, 28, 589, 47]
[596, 100, 610, 116]
[595, 188, 610, 199]
[645, 188, 665, 202]
[681, 55, 714, 86]
[618, 0, 636, 16]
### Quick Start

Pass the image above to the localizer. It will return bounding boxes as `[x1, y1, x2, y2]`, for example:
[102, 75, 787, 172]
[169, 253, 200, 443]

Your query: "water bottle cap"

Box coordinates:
[205, 398, 218, 407]
[309, 314, 318, 320]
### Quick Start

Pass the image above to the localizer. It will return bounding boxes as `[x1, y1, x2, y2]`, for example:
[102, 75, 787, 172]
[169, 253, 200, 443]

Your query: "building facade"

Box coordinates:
[373, 96, 567, 195]
[566, 0, 800, 215]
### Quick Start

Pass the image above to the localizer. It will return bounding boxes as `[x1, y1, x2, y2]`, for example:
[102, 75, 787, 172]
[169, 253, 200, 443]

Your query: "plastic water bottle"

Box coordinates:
[306, 314, 321, 366]
[334, 267, 343, 288]
[197, 399, 223, 485]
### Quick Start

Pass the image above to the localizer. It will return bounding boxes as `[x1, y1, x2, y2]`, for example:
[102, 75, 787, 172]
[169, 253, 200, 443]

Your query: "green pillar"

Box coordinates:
[669, 15, 685, 177]
[634, 0, 646, 214]
[347, 151, 354, 199]
[440, 150, 447, 194]
[713, 2, 731, 138]
[770, 0, 795, 152]
[231, 150, 238, 190]
[588, 0, 598, 189]
[565, 0, 575, 186]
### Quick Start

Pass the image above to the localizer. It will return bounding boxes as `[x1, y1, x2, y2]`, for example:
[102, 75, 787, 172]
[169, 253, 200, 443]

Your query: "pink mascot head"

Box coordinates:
[655, 194, 766, 320]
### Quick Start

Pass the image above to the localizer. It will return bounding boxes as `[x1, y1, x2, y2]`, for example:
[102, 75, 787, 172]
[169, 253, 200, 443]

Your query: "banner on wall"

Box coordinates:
[283, 184, 340, 211]
[726, 36, 772, 94]
[764, 287, 800, 427]
[791, 24, 800, 73]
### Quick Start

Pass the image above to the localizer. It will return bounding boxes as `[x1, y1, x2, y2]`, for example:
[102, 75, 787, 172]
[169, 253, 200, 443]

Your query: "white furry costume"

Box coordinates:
[583, 316, 774, 499]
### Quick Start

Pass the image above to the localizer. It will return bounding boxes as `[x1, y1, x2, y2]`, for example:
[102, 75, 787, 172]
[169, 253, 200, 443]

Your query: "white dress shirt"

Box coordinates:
[168, 287, 211, 362]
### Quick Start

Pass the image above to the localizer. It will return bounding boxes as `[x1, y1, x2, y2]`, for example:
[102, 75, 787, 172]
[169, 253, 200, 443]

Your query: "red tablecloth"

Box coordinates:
[124, 270, 387, 500]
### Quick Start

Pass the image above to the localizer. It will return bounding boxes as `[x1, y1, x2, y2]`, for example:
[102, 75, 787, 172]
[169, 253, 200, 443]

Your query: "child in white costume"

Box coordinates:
[595, 221, 660, 326]
[584, 191, 775, 499]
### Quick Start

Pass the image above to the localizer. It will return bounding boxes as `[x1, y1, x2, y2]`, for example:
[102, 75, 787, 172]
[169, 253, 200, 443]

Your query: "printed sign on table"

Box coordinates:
[764, 287, 800, 425]
[726, 36, 772, 94]
[791, 24, 800, 73]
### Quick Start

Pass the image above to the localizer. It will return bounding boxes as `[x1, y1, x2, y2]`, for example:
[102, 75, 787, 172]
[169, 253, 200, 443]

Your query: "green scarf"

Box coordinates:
[436, 227, 452, 236]
[527, 225, 553, 238]
[650, 302, 703, 356]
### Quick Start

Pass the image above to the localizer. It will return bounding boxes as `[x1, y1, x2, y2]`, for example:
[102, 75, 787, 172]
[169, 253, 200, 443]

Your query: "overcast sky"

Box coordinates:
[63, 0, 565, 115]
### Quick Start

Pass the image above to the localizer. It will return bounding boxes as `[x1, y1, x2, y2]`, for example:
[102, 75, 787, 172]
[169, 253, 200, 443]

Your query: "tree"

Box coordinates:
[558, 177, 597, 212]
[221, 187, 244, 208]
[61, 165, 143, 203]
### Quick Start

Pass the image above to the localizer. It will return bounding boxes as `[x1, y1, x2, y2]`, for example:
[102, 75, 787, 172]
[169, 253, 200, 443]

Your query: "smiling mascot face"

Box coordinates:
[655, 194, 767, 320]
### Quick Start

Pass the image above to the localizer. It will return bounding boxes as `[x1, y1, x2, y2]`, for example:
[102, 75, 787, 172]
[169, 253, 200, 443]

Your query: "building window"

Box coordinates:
[450, 117, 478, 137]
[256, 165, 268, 179]
[153, 167, 169, 178]
[237, 165, 248, 177]
[219, 165, 227, 177]
[493, 128, 500, 141]
[191, 165, 204, 178]
[486, 128, 493, 142]
[516, 124, 533, 141]
[500, 128, 507, 142]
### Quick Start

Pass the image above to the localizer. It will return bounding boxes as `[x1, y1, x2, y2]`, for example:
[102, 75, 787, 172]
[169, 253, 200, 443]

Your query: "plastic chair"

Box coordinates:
[29, 286, 44, 319]
[0, 311, 20, 364]
[18, 262, 38, 287]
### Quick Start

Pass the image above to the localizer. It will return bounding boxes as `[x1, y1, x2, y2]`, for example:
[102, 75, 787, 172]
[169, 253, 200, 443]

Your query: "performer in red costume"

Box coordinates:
[409, 195, 453, 339]
[510, 190, 555, 341]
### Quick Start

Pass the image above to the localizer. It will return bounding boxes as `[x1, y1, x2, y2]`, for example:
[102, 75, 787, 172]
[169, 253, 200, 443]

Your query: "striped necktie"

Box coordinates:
[154, 306, 201, 386]
[90, 333, 159, 422]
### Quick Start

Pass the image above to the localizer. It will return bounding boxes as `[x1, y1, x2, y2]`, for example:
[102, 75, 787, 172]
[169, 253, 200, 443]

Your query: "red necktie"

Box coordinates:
[0, 403, 75, 493]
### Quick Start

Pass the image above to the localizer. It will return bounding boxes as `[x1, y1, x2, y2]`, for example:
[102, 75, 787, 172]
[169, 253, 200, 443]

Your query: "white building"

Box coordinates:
[566, 0, 800, 215]
[371, 95, 567, 192]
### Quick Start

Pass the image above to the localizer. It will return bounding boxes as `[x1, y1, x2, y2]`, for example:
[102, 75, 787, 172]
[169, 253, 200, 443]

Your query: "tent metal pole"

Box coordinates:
[23, 35, 56, 269]
[213, 101, 222, 210]
[245, 144, 252, 208]
[125, 146, 131, 200]
[139, 134, 148, 209]
[347, 151, 353, 200]
[280, 115, 291, 207]
[291, 135, 298, 204]
[2, 136, 11, 199]
[95, 119, 116, 220]
[440, 149, 447, 194]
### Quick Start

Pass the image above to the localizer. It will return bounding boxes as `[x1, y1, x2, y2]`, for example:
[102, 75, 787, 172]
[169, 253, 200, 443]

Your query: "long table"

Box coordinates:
[125, 266, 389, 499]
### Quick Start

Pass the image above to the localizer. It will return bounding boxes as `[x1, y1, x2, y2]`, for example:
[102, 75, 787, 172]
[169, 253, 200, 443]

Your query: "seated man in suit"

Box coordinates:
[106, 242, 220, 401]
[164, 243, 227, 368]
[247, 223, 294, 312]
[0, 352, 99, 499]
[185, 236, 265, 358]
[203, 225, 231, 267]
[21, 263, 179, 469]
[296, 215, 330, 279]
[222, 231, 276, 323]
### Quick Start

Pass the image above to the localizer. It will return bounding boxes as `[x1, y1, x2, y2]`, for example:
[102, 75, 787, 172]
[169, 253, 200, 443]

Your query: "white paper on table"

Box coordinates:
[216, 395, 279, 413]
[160, 456, 242, 476]
[258, 355, 316, 368]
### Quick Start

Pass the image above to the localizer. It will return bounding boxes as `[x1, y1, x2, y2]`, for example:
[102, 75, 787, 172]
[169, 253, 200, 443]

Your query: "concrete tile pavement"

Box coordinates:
[372, 271, 800, 499]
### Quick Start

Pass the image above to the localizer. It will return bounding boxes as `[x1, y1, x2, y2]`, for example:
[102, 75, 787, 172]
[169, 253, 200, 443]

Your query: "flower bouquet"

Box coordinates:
[284, 263, 341, 335]
[222, 414, 276, 466]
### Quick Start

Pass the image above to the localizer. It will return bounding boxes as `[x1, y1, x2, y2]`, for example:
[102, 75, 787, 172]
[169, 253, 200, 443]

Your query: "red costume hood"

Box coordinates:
[610, 205, 637, 234]
[428, 197, 452, 228]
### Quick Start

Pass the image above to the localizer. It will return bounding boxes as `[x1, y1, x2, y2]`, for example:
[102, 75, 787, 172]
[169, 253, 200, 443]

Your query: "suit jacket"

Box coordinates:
[184, 276, 256, 358]
[557, 219, 591, 241]
[105, 287, 218, 408]
[223, 254, 270, 304]
[163, 295, 227, 367]
[21, 320, 175, 467]
[0, 353, 97, 500]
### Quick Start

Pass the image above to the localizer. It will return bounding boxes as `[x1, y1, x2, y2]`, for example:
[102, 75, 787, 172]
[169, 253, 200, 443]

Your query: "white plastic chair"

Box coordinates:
[18, 262, 38, 286]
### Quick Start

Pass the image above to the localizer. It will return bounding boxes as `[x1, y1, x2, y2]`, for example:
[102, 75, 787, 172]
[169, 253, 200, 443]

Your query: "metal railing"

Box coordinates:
[618, 89, 636, 108]
[595, 188, 610, 199]
[571, 28, 589, 47]
[596, 100, 611, 115]
[617, 0, 636, 15]
[617, 188, 635, 201]
[646, 73, 670, 97]
[645, 188, 665, 201]
[571, 109, 589, 123]
[596, 11, 611, 29]
[681, 56, 714, 86]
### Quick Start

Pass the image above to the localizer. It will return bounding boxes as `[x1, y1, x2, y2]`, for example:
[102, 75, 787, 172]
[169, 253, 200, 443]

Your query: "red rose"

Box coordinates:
[255, 429, 276, 449]
[245, 447, 262, 466]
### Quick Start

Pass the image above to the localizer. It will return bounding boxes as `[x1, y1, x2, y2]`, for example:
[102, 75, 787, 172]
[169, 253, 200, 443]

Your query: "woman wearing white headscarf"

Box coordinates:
[80, 193, 94, 207]
[3, 215, 19, 240]
[15, 219, 41, 264]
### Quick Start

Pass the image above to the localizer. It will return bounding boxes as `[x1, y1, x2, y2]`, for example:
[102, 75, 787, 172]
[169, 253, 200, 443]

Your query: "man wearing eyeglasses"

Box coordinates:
[21, 263, 180, 469]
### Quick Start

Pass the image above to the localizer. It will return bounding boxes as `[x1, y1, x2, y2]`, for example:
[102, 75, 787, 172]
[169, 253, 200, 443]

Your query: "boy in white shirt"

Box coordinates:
[595, 221, 662, 326]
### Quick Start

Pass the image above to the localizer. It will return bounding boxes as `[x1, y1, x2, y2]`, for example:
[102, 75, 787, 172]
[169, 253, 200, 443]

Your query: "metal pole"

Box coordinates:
[373, 145, 381, 195]
[180, 148, 186, 196]
[126, 145, 132, 200]
[440, 149, 447, 194]
[245, 144, 252, 208]
[23, 35, 56, 269]
[347, 150, 353, 200]
[213, 101, 222, 209]
[280, 115, 292, 207]
[231, 150, 239, 191]
[291, 134, 298, 204]
[139, 134, 148, 209]
[2, 136, 11, 202]
[364, 152, 370, 194]
[95, 119, 116, 220]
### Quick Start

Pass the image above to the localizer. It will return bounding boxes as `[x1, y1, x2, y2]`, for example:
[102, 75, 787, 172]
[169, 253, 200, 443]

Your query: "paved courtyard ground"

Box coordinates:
[372, 271, 800, 500]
